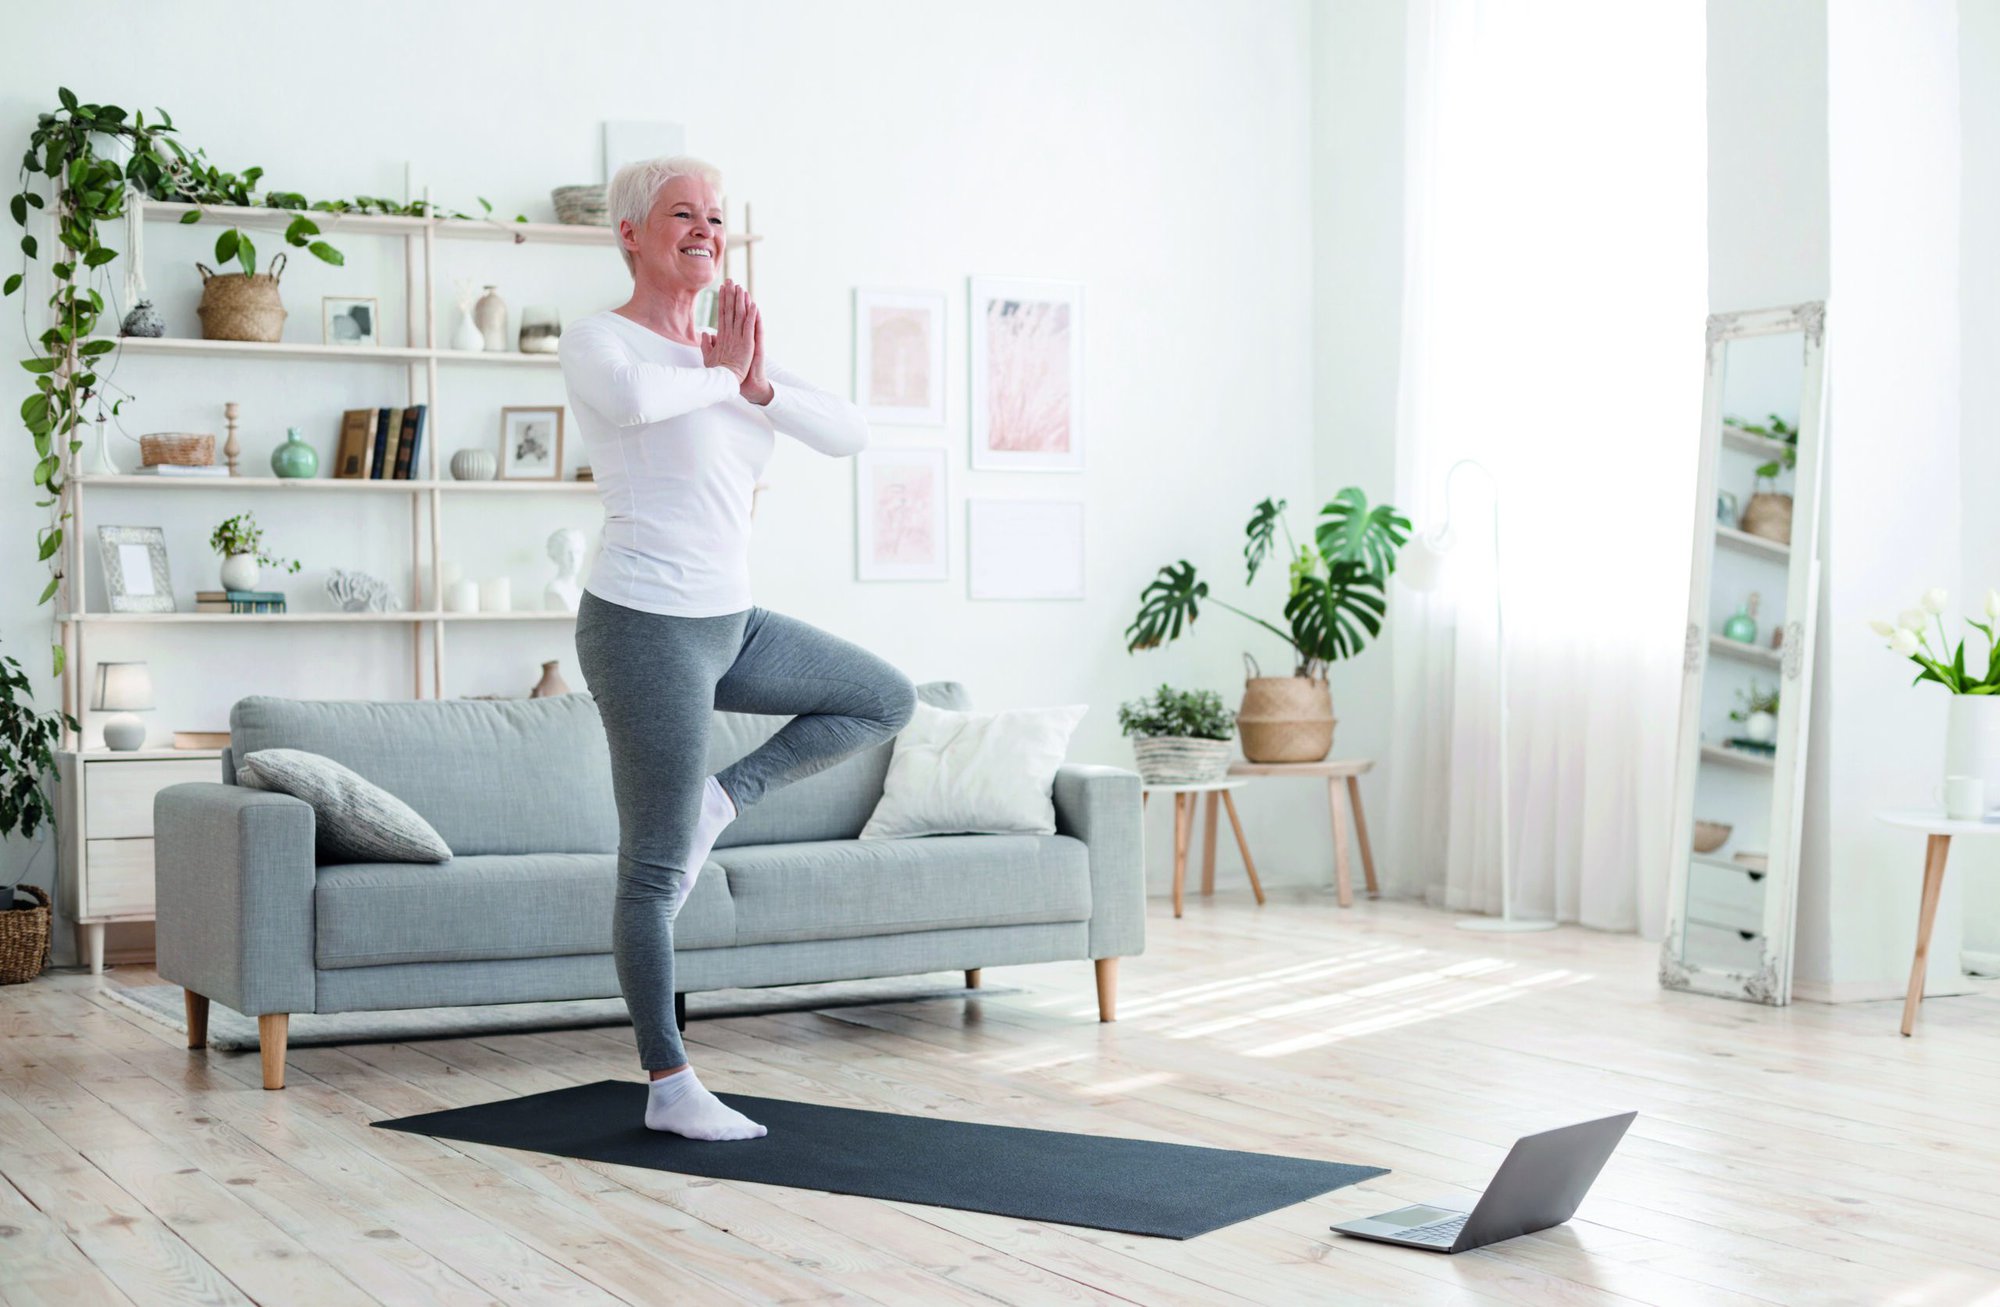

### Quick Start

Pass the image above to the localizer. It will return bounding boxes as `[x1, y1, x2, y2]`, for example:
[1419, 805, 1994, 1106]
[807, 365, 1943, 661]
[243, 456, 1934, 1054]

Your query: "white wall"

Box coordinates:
[1, 0, 1332, 966]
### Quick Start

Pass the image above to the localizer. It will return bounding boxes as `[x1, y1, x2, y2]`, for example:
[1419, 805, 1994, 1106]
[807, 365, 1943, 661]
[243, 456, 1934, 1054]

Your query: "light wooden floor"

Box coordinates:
[4, 891, 1999, 1307]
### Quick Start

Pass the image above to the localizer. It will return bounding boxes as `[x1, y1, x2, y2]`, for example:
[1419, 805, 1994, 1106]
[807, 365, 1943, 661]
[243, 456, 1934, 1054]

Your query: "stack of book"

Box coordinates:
[195, 589, 289, 614]
[334, 404, 428, 480]
[135, 463, 231, 477]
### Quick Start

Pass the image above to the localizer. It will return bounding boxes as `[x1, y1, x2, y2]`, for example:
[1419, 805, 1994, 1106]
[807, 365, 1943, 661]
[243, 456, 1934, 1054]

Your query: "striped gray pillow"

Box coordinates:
[237, 747, 452, 864]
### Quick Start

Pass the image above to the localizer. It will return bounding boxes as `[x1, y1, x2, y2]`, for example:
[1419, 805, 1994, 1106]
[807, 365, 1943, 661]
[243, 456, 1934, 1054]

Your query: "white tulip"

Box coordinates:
[1870, 618, 1896, 637]
[1891, 628, 1921, 656]
[1987, 588, 2000, 621]
[1922, 587, 1949, 615]
[1899, 609, 1929, 632]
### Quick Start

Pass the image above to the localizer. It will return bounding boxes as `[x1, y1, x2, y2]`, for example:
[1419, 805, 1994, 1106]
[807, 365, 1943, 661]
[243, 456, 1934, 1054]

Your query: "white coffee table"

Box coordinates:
[1876, 808, 1999, 1035]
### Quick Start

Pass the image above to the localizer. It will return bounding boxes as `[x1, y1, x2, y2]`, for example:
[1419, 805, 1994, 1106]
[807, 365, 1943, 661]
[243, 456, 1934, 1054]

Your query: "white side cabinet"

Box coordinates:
[56, 748, 224, 974]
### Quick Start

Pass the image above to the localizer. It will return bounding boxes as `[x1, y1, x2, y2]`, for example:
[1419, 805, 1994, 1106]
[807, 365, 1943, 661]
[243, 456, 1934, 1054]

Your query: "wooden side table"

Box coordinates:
[1877, 809, 1991, 1036]
[1141, 780, 1263, 918]
[1226, 759, 1379, 907]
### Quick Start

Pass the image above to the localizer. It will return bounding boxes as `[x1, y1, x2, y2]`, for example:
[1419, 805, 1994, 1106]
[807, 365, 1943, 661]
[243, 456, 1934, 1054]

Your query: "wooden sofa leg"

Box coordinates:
[184, 991, 210, 1049]
[258, 1014, 289, 1090]
[1094, 958, 1118, 1023]
[964, 968, 982, 990]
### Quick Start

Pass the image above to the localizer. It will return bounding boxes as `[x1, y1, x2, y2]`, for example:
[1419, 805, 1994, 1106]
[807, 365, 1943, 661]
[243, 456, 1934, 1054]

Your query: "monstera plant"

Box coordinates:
[1124, 488, 1409, 762]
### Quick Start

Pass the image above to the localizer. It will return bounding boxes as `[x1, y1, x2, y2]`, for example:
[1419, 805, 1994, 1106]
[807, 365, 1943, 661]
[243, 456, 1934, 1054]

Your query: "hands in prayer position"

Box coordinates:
[700, 279, 774, 406]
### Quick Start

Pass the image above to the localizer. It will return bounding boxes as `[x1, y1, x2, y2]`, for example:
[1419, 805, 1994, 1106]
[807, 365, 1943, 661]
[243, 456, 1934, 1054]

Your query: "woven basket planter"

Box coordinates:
[1238, 674, 1336, 763]
[1739, 491, 1792, 545]
[196, 252, 288, 342]
[1130, 736, 1233, 785]
[0, 885, 52, 985]
[139, 432, 215, 467]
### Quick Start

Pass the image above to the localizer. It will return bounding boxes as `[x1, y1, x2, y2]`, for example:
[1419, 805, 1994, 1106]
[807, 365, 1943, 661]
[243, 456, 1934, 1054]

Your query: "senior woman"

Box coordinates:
[563, 156, 916, 1141]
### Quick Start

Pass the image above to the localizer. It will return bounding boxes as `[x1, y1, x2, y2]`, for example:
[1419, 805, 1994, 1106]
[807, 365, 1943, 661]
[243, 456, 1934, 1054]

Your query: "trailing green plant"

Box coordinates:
[1, 634, 78, 889]
[1117, 684, 1235, 741]
[1729, 679, 1780, 722]
[1125, 487, 1409, 680]
[1725, 412, 1798, 477]
[7, 89, 527, 678]
[209, 511, 300, 574]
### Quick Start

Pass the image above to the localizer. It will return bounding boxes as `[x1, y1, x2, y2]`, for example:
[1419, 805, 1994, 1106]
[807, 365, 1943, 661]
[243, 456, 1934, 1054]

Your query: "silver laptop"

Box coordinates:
[1331, 1112, 1636, 1253]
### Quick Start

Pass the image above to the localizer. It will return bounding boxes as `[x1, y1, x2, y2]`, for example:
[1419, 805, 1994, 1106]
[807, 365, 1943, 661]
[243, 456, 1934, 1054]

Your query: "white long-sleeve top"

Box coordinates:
[558, 308, 869, 616]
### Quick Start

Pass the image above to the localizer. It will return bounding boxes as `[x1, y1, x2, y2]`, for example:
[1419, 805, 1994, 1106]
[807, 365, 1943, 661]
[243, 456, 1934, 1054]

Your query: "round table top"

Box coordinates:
[1140, 779, 1248, 794]
[1876, 808, 2000, 836]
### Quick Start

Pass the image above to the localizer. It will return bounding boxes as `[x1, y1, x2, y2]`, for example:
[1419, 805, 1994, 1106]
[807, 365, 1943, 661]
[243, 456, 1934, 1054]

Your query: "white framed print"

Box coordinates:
[968, 276, 1083, 471]
[854, 289, 947, 426]
[322, 296, 379, 347]
[855, 447, 948, 581]
[967, 498, 1084, 600]
[499, 406, 564, 480]
[96, 524, 175, 613]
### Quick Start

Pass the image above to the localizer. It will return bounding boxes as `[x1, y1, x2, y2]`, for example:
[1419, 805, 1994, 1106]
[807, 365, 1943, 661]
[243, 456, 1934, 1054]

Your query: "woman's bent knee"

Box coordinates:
[879, 672, 917, 735]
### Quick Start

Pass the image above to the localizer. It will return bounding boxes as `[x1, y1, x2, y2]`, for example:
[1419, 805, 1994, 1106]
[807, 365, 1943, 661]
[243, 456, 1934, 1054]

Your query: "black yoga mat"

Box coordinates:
[373, 1080, 1387, 1239]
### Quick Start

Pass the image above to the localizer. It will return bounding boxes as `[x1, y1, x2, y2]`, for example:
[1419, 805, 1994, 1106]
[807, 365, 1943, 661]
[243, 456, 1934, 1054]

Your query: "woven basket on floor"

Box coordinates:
[1130, 736, 1233, 785]
[139, 432, 216, 467]
[196, 252, 288, 342]
[0, 885, 52, 985]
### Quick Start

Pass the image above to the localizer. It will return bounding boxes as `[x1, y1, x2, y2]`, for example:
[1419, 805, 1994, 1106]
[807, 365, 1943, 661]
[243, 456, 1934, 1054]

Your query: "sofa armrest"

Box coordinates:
[154, 782, 317, 1016]
[1052, 763, 1145, 959]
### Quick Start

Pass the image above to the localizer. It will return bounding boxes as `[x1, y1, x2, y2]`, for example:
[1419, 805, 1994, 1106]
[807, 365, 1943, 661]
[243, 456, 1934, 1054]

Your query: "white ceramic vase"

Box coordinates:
[1744, 710, 1778, 745]
[1945, 695, 2000, 817]
[451, 309, 484, 353]
[220, 553, 260, 591]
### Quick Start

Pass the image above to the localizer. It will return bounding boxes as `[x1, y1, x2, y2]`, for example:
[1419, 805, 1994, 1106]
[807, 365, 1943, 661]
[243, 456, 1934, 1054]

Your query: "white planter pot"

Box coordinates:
[1744, 710, 1778, 745]
[1945, 695, 2000, 817]
[220, 553, 261, 591]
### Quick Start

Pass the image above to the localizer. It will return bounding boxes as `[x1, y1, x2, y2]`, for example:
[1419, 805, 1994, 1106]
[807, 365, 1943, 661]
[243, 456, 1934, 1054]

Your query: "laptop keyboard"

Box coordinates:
[1402, 1214, 1468, 1243]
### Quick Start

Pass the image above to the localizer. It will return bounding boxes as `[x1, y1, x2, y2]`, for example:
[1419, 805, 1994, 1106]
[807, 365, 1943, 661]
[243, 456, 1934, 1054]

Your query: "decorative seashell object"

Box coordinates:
[324, 567, 397, 613]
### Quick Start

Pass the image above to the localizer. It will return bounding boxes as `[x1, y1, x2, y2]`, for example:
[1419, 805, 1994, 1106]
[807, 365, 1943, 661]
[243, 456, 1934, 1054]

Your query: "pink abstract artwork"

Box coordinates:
[869, 461, 938, 565]
[868, 306, 934, 409]
[982, 297, 1072, 453]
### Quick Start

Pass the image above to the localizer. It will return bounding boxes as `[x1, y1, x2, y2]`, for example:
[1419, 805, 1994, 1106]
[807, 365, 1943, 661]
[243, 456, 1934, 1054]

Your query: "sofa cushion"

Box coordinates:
[237, 747, 453, 864]
[708, 680, 970, 850]
[231, 694, 620, 857]
[313, 852, 734, 970]
[711, 833, 1092, 947]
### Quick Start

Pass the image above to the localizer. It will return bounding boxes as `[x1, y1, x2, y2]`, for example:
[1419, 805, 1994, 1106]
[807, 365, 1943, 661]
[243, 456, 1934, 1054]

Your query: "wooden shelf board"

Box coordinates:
[140, 198, 762, 247]
[73, 474, 596, 493]
[1708, 634, 1784, 667]
[1700, 743, 1776, 773]
[68, 747, 225, 760]
[62, 610, 577, 624]
[97, 336, 562, 366]
[1715, 523, 1790, 560]
[1721, 426, 1796, 460]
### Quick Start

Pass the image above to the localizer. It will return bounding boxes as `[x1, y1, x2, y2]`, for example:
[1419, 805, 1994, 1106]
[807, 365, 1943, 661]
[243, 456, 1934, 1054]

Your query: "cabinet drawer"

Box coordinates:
[1686, 859, 1765, 932]
[83, 837, 157, 917]
[85, 757, 218, 840]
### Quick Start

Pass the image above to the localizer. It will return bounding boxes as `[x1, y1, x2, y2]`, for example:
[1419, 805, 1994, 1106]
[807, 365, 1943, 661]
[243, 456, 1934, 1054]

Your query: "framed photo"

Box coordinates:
[96, 525, 175, 613]
[499, 406, 565, 480]
[854, 289, 947, 426]
[968, 276, 1083, 471]
[322, 296, 379, 347]
[855, 447, 948, 581]
[967, 498, 1084, 600]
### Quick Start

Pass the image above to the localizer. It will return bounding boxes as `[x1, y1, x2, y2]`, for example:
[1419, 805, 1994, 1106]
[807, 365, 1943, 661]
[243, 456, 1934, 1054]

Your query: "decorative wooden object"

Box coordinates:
[222, 400, 240, 475]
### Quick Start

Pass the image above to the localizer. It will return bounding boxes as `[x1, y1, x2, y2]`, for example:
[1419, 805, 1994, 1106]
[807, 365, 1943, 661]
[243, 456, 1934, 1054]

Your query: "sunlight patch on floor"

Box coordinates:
[1072, 1071, 1177, 1096]
[1244, 967, 1590, 1057]
[1167, 957, 1517, 1040]
[1072, 948, 1426, 1022]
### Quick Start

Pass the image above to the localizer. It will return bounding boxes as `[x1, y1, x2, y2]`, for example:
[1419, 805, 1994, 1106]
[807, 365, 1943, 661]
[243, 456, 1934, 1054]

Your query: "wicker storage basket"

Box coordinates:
[0, 885, 52, 985]
[552, 185, 610, 226]
[1739, 490, 1793, 545]
[1130, 736, 1233, 785]
[196, 252, 288, 342]
[139, 432, 216, 467]
[1238, 671, 1336, 763]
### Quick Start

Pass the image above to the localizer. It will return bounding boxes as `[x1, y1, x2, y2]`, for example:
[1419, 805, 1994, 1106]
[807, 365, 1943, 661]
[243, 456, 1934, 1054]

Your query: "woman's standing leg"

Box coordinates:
[712, 606, 918, 814]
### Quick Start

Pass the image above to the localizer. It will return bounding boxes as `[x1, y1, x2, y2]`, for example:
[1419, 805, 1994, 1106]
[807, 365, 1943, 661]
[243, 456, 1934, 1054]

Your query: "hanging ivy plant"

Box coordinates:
[6, 89, 526, 679]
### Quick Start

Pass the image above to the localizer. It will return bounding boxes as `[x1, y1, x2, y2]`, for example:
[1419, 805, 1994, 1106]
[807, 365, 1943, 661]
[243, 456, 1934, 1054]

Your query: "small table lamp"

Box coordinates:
[92, 661, 153, 751]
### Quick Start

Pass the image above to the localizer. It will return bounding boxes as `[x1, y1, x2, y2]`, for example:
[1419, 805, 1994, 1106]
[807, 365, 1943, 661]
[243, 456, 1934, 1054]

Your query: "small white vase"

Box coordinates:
[1946, 695, 2000, 817]
[1744, 710, 1778, 745]
[451, 309, 484, 353]
[220, 553, 261, 591]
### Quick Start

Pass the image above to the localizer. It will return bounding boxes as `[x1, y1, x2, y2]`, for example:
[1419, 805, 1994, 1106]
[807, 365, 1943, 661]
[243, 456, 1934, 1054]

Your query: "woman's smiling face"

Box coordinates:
[630, 173, 723, 291]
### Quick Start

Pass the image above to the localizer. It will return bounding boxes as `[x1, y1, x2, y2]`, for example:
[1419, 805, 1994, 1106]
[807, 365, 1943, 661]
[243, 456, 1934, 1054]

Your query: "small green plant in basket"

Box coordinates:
[1118, 684, 1236, 784]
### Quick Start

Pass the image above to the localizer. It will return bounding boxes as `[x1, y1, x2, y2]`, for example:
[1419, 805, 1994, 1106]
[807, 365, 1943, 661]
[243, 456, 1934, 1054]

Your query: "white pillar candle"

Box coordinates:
[440, 561, 464, 587]
[446, 579, 480, 613]
[479, 577, 512, 613]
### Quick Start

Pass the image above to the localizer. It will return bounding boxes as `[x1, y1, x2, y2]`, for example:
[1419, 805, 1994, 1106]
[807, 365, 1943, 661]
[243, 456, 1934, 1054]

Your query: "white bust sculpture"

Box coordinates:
[544, 527, 585, 613]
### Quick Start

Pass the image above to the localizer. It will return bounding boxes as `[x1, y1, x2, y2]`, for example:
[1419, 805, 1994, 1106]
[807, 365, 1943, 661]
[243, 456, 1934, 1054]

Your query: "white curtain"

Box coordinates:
[1386, 0, 1706, 936]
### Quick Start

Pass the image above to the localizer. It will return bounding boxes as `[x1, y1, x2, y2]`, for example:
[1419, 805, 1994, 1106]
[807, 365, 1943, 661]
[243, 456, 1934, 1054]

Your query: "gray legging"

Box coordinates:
[572, 587, 917, 1071]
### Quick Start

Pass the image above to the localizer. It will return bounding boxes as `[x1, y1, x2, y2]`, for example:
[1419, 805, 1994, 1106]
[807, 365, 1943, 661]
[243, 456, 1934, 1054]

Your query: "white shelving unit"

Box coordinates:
[53, 189, 763, 752]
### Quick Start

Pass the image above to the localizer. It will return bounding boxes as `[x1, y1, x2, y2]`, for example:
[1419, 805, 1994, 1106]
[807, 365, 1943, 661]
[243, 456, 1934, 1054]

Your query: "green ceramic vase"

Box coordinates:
[270, 426, 318, 479]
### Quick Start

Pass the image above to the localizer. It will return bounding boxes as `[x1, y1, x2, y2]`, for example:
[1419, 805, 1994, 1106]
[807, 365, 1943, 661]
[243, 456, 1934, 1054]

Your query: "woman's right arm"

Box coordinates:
[558, 322, 742, 427]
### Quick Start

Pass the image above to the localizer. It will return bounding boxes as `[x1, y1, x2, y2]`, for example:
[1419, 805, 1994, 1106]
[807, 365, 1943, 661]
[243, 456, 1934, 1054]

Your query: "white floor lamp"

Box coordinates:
[1401, 459, 1556, 933]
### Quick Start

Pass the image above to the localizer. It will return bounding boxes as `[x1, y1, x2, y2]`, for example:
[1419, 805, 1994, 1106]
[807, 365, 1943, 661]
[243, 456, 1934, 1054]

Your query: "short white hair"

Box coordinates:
[607, 155, 724, 276]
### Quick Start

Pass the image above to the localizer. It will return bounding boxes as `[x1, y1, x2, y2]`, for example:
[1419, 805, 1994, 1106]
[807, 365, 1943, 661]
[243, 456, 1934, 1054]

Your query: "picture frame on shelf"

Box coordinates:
[968, 276, 1084, 472]
[322, 296, 379, 347]
[499, 406, 565, 480]
[967, 498, 1084, 600]
[96, 525, 176, 614]
[854, 289, 948, 427]
[855, 447, 949, 581]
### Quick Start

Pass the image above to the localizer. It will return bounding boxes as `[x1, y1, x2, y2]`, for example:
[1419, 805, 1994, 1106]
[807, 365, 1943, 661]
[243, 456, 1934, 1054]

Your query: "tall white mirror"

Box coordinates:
[1661, 303, 1827, 1004]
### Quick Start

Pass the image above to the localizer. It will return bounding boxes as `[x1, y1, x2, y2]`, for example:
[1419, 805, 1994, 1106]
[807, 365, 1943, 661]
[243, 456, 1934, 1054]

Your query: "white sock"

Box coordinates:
[644, 1067, 766, 1140]
[675, 775, 738, 911]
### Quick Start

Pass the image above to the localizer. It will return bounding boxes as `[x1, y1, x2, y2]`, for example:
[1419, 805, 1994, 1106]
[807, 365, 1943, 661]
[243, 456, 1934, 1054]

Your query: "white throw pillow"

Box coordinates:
[237, 747, 453, 864]
[860, 700, 1089, 839]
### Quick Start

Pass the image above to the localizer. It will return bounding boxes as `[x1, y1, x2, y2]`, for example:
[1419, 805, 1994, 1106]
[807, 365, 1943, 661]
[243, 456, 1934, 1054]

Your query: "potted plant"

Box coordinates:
[209, 511, 301, 591]
[1117, 684, 1236, 784]
[1728, 680, 1780, 749]
[1725, 413, 1798, 544]
[1872, 587, 2000, 813]
[1, 636, 78, 983]
[1124, 487, 1408, 763]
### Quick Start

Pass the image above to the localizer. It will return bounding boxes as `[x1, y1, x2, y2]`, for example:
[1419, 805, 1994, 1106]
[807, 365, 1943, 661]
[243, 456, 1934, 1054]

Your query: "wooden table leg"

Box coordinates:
[1201, 791, 1219, 896]
[1347, 775, 1379, 898]
[1172, 793, 1192, 919]
[1221, 790, 1266, 905]
[1328, 778, 1354, 908]
[1901, 833, 1952, 1036]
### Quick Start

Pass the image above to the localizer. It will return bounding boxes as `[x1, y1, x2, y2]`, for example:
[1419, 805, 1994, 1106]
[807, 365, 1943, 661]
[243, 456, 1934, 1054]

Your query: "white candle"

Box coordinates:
[440, 561, 464, 587]
[479, 577, 512, 613]
[446, 579, 480, 613]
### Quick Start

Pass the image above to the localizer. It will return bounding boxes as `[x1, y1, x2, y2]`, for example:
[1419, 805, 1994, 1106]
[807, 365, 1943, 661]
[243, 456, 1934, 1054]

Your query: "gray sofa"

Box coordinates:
[153, 682, 1144, 1089]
